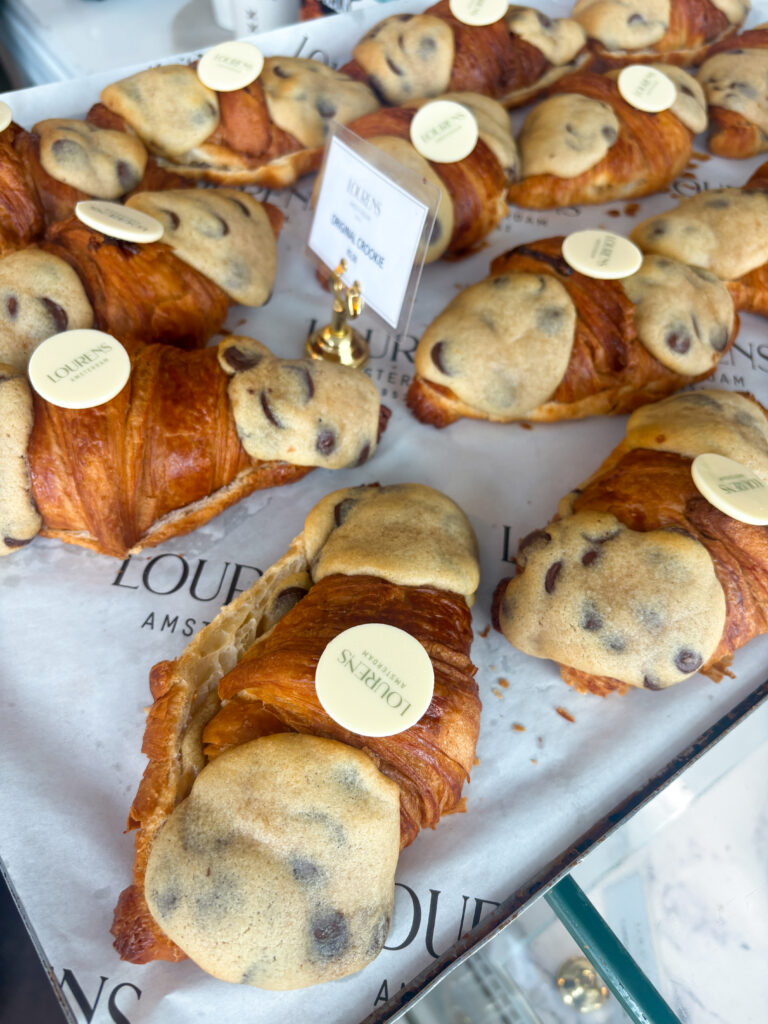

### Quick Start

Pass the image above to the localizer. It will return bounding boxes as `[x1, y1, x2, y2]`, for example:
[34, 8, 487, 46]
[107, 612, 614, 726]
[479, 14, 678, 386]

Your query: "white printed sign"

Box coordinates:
[308, 135, 430, 328]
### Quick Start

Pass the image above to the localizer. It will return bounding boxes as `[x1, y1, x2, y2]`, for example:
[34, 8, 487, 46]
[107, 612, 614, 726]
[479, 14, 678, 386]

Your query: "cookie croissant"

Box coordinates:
[111, 483, 481, 987]
[493, 390, 768, 696]
[407, 236, 737, 427]
[2, 337, 385, 558]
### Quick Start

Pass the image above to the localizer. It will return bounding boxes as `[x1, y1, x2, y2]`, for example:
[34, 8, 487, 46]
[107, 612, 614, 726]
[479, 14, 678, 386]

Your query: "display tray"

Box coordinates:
[2, 3, 767, 1022]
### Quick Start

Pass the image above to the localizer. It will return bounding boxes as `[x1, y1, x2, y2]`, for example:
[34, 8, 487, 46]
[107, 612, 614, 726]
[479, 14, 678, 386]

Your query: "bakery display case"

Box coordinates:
[1, 1, 767, 1021]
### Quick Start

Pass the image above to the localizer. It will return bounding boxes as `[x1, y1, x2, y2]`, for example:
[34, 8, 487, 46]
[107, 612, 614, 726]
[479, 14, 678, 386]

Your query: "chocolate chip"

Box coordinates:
[354, 442, 371, 467]
[3, 536, 33, 548]
[260, 391, 283, 428]
[367, 913, 391, 955]
[605, 634, 626, 653]
[674, 648, 702, 674]
[227, 196, 251, 217]
[160, 208, 180, 230]
[679, 84, 694, 98]
[223, 345, 262, 371]
[431, 341, 450, 375]
[643, 674, 663, 690]
[417, 36, 436, 58]
[287, 364, 314, 402]
[292, 858, 322, 884]
[581, 549, 599, 566]
[518, 529, 551, 555]
[581, 602, 603, 631]
[710, 325, 729, 352]
[115, 159, 139, 192]
[334, 497, 356, 526]
[536, 10, 553, 28]
[544, 560, 562, 594]
[150, 885, 181, 918]
[536, 306, 564, 333]
[311, 910, 348, 959]
[638, 606, 664, 632]
[627, 12, 645, 23]
[648, 221, 667, 238]
[50, 137, 85, 163]
[272, 65, 291, 78]
[272, 585, 307, 618]
[492, 275, 510, 287]
[6, 296, 18, 318]
[601, 125, 617, 144]
[386, 57, 404, 76]
[316, 428, 337, 455]
[199, 213, 229, 238]
[705, 197, 730, 209]
[41, 297, 68, 332]
[665, 328, 691, 354]
[316, 97, 337, 119]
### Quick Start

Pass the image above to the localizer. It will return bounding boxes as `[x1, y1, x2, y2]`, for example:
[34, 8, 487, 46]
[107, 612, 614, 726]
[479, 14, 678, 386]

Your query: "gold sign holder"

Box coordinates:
[306, 260, 369, 369]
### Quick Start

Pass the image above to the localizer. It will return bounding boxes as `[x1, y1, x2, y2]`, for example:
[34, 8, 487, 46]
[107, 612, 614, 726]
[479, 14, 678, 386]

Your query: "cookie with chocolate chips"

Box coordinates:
[218, 337, 382, 470]
[495, 510, 726, 689]
[698, 47, 768, 153]
[100, 64, 219, 160]
[621, 255, 734, 375]
[126, 189, 276, 307]
[414, 272, 576, 418]
[517, 93, 620, 178]
[144, 733, 400, 989]
[34, 118, 148, 199]
[0, 249, 94, 369]
[0, 364, 42, 556]
[261, 57, 379, 149]
[631, 187, 768, 280]
[352, 13, 454, 105]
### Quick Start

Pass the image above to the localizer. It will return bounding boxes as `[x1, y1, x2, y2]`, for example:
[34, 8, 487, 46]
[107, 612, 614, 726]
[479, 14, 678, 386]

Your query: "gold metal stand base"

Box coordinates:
[306, 324, 369, 368]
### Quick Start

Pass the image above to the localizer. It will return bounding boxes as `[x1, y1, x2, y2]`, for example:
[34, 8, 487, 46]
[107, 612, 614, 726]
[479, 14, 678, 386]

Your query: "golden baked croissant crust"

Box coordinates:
[406, 236, 736, 427]
[0, 123, 46, 255]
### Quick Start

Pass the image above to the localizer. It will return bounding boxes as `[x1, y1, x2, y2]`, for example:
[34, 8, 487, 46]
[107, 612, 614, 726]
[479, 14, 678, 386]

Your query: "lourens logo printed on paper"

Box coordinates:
[316, 622, 434, 737]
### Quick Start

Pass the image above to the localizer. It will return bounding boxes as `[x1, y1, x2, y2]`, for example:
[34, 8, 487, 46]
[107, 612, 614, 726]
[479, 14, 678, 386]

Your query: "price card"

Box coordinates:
[308, 125, 441, 330]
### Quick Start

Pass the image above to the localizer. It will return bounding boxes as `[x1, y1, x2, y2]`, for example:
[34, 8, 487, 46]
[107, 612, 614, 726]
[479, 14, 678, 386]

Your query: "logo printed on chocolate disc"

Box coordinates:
[0, 101, 11, 133]
[691, 453, 768, 526]
[28, 329, 131, 409]
[618, 65, 676, 113]
[561, 230, 643, 280]
[315, 623, 435, 737]
[449, 0, 508, 26]
[410, 100, 479, 163]
[197, 41, 264, 91]
[75, 200, 164, 243]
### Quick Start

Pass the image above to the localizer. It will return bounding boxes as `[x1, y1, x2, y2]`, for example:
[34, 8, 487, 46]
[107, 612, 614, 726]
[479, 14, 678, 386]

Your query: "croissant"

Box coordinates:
[2, 336, 385, 558]
[0, 121, 46, 255]
[92, 57, 380, 187]
[0, 188, 282, 368]
[110, 483, 481, 987]
[341, 1, 590, 108]
[492, 389, 768, 696]
[507, 66, 706, 208]
[340, 95, 516, 261]
[572, 0, 748, 69]
[697, 25, 768, 158]
[631, 160, 768, 318]
[406, 236, 737, 427]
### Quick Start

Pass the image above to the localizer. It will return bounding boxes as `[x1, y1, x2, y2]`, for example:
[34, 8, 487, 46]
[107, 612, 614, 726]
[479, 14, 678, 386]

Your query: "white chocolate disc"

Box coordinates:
[562, 230, 643, 280]
[197, 41, 265, 92]
[27, 329, 130, 409]
[449, 0, 508, 26]
[0, 101, 11, 133]
[692, 453, 768, 526]
[75, 200, 164, 243]
[410, 99, 479, 163]
[618, 65, 676, 113]
[315, 623, 435, 737]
